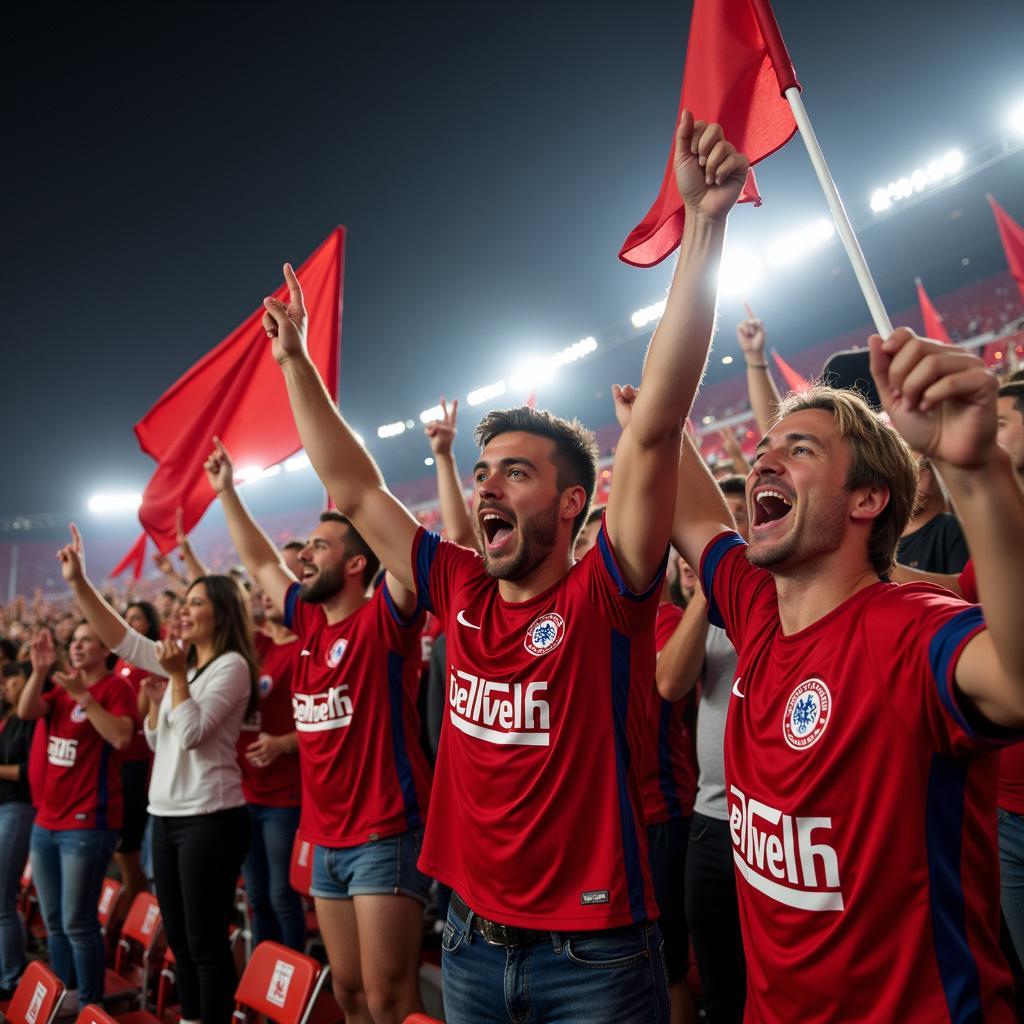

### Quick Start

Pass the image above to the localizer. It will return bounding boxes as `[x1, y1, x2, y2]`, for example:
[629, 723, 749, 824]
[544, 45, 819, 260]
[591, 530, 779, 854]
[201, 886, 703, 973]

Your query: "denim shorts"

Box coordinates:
[310, 827, 432, 905]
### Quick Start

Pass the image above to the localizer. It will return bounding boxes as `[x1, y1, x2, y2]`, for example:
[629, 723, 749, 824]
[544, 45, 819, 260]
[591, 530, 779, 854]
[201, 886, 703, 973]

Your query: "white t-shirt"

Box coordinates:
[114, 630, 250, 816]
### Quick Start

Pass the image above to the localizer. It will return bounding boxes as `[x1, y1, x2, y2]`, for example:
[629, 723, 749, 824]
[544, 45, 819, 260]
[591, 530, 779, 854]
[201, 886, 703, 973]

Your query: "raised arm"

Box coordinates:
[262, 264, 421, 590]
[605, 112, 748, 591]
[204, 439, 295, 614]
[175, 508, 210, 583]
[58, 525, 130, 651]
[737, 306, 782, 434]
[870, 328, 1024, 725]
[425, 397, 478, 550]
[656, 585, 710, 700]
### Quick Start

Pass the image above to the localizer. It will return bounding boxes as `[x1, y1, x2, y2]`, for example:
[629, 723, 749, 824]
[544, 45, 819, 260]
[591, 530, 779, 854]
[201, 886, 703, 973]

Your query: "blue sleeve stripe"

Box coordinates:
[388, 651, 423, 830]
[928, 606, 985, 738]
[414, 530, 440, 615]
[382, 579, 421, 629]
[700, 533, 746, 629]
[283, 582, 302, 631]
[596, 523, 667, 603]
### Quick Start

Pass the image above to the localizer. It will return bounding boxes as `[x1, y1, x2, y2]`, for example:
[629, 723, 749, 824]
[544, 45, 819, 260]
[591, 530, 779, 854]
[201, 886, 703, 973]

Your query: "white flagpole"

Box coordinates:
[784, 87, 894, 338]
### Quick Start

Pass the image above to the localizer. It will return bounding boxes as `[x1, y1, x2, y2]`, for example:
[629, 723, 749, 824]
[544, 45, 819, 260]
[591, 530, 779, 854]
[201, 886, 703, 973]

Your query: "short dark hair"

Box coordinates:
[0, 639, 18, 662]
[319, 511, 380, 588]
[2, 660, 30, 679]
[125, 601, 161, 642]
[999, 381, 1024, 417]
[283, 539, 306, 552]
[717, 474, 747, 497]
[473, 406, 599, 540]
[160, 589, 178, 601]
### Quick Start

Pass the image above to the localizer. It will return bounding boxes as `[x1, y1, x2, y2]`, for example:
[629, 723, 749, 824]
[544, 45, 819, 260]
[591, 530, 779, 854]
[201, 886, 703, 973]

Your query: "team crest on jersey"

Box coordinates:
[782, 678, 831, 751]
[327, 638, 348, 668]
[524, 613, 565, 657]
[70, 703, 88, 724]
[258, 674, 274, 698]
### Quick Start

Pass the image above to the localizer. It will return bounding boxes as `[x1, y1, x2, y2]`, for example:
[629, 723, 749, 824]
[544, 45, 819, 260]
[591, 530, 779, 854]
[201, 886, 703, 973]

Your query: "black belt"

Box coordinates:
[449, 891, 641, 948]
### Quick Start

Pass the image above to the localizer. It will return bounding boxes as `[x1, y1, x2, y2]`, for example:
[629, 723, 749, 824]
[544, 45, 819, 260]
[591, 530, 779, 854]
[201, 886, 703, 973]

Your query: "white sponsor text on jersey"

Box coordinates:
[293, 683, 353, 732]
[448, 668, 550, 746]
[47, 735, 79, 768]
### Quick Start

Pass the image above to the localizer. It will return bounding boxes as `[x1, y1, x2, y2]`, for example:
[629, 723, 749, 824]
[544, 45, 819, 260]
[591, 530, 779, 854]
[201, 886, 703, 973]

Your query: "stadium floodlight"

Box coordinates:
[467, 381, 507, 406]
[87, 492, 142, 514]
[424, 457, 435, 466]
[552, 336, 598, 367]
[721, 355, 734, 365]
[377, 421, 406, 439]
[1009, 99, 1024, 136]
[870, 149, 966, 214]
[509, 357, 557, 393]
[766, 218, 835, 268]
[420, 404, 445, 424]
[631, 299, 667, 330]
[284, 453, 311, 473]
[236, 464, 281, 485]
[717, 246, 762, 298]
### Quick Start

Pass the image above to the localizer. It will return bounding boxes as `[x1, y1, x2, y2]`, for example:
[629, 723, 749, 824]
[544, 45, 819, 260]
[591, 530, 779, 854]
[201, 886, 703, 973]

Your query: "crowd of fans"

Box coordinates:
[2, 115, 1024, 1024]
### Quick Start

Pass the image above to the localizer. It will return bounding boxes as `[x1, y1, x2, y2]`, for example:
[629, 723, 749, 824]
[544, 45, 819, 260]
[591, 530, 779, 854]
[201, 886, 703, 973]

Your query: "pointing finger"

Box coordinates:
[283, 263, 304, 311]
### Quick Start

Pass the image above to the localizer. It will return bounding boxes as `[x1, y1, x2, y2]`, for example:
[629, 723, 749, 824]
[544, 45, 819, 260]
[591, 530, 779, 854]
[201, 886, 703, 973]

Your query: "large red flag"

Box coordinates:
[620, 0, 799, 268]
[770, 349, 810, 394]
[109, 532, 148, 582]
[915, 278, 951, 344]
[129, 227, 345, 556]
[988, 195, 1024, 304]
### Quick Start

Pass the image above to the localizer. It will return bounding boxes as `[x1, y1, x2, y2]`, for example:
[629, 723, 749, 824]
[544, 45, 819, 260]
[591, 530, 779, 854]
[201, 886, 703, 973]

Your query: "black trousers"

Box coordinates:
[152, 807, 250, 1024]
[684, 812, 746, 1024]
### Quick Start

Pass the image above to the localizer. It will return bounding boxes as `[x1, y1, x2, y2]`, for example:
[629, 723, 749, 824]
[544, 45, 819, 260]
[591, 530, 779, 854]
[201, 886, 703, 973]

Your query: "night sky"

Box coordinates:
[9, 0, 1024, 527]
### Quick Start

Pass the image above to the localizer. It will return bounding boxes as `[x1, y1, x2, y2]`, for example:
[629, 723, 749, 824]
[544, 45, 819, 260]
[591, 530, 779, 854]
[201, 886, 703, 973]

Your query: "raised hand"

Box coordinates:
[140, 675, 168, 706]
[30, 629, 56, 675]
[155, 623, 189, 676]
[57, 524, 86, 585]
[424, 397, 459, 457]
[737, 303, 766, 360]
[152, 551, 175, 576]
[674, 109, 750, 222]
[612, 384, 639, 430]
[52, 668, 88, 701]
[719, 425, 747, 463]
[203, 437, 235, 494]
[263, 263, 308, 365]
[175, 507, 189, 549]
[869, 328, 998, 469]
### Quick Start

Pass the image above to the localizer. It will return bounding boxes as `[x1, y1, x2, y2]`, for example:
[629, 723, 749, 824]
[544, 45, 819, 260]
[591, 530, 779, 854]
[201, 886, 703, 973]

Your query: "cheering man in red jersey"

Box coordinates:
[260, 111, 748, 1022]
[204, 442, 432, 1024]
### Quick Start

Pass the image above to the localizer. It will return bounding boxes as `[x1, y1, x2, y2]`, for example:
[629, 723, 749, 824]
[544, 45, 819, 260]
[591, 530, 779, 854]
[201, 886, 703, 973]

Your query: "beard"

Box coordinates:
[481, 497, 561, 582]
[298, 563, 346, 604]
[746, 491, 849, 573]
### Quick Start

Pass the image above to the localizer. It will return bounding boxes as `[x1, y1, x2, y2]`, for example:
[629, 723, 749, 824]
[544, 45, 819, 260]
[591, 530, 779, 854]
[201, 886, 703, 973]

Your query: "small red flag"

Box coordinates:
[770, 349, 811, 394]
[620, 0, 799, 268]
[915, 278, 952, 344]
[129, 227, 345, 556]
[110, 532, 147, 582]
[988, 195, 1024, 305]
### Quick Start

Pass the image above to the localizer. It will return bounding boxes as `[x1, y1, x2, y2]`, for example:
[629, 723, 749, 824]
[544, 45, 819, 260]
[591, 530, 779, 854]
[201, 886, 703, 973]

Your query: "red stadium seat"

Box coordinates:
[74, 1005, 120, 1024]
[104, 893, 164, 1010]
[402, 1015, 444, 1024]
[98, 877, 127, 960]
[4, 961, 66, 1024]
[289, 836, 314, 897]
[232, 941, 327, 1024]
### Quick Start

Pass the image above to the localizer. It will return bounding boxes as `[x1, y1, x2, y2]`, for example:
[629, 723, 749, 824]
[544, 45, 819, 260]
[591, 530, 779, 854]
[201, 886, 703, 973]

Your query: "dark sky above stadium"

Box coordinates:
[8, 0, 1024, 524]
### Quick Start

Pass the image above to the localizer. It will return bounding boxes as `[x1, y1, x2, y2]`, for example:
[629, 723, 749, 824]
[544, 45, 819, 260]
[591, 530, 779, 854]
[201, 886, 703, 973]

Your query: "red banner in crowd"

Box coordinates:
[619, 0, 799, 268]
[989, 195, 1024, 304]
[770, 349, 811, 394]
[114, 228, 345, 572]
[915, 278, 951, 344]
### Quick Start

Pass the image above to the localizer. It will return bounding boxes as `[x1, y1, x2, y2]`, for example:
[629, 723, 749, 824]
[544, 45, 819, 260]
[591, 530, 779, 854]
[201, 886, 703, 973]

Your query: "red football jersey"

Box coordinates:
[701, 532, 1015, 1022]
[36, 675, 137, 831]
[283, 581, 430, 847]
[412, 523, 662, 931]
[641, 603, 697, 825]
[113, 659, 153, 763]
[236, 633, 302, 807]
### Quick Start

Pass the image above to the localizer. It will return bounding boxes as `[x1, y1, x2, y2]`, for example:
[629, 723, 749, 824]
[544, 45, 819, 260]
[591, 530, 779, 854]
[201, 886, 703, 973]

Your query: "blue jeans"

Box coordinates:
[441, 899, 669, 1024]
[0, 803, 35, 989]
[999, 808, 1024, 963]
[241, 804, 305, 951]
[30, 825, 117, 1004]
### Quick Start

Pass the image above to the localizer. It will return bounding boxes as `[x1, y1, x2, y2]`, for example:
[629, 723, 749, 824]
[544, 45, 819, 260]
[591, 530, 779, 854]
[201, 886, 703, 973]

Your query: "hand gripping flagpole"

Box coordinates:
[750, 0, 893, 339]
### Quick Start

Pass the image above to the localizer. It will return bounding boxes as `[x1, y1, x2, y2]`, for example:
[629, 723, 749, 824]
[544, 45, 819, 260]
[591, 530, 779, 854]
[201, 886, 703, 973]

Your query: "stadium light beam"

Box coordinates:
[87, 492, 142, 514]
[631, 300, 666, 330]
[766, 218, 835, 268]
[1009, 99, 1024, 137]
[376, 421, 406, 439]
[718, 246, 763, 298]
[420, 404, 445, 425]
[870, 148, 966, 213]
[467, 381, 506, 406]
[284, 453, 311, 473]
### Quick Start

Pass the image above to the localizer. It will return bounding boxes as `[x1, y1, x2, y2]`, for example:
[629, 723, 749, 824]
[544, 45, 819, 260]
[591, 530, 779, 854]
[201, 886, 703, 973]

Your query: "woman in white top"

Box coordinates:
[59, 525, 257, 1024]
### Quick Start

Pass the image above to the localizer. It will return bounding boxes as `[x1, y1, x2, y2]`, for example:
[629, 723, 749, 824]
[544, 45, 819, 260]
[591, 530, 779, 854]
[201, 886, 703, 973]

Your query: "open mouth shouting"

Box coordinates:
[751, 485, 794, 536]
[301, 564, 318, 581]
[479, 507, 516, 556]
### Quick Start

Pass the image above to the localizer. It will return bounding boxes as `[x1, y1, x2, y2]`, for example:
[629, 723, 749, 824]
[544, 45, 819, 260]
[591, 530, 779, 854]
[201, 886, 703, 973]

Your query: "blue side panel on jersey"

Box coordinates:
[414, 531, 441, 614]
[925, 753, 983, 1023]
[699, 532, 746, 629]
[283, 581, 302, 630]
[927, 606, 985, 738]
[657, 699, 683, 821]
[95, 744, 111, 831]
[610, 629, 648, 923]
[387, 651, 423, 829]
[596, 526, 666, 603]
[382, 580, 420, 629]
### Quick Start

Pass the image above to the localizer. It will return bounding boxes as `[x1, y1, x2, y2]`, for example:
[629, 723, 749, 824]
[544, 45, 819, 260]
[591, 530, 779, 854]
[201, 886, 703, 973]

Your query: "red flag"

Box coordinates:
[620, 0, 799, 268]
[110, 532, 147, 582]
[770, 349, 811, 394]
[525, 390, 538, 410]
[988, 195, 1024, 304]
[131, 227, 345, 555]
[915, 278, 951, 344]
